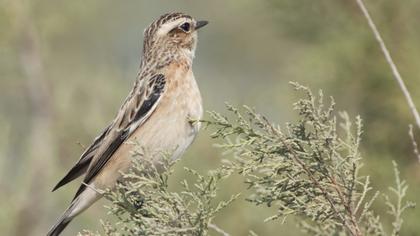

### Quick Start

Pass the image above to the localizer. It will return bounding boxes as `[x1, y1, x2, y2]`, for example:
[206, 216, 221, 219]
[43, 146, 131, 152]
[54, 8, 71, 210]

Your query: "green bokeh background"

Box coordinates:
[1, 0, 420, 235]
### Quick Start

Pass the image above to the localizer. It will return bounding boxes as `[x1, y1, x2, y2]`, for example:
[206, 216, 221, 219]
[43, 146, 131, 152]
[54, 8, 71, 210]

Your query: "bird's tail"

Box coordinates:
[47, 186, 101, 236]
[46, 204, 75, 236]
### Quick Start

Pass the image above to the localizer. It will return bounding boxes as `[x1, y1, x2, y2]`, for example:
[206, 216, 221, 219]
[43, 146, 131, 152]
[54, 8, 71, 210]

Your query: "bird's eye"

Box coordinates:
[179, 22, 190, 32]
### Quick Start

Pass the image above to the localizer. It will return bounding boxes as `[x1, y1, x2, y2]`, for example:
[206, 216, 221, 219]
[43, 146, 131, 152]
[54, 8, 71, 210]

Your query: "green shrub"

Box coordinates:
[82, 83, 414, 236]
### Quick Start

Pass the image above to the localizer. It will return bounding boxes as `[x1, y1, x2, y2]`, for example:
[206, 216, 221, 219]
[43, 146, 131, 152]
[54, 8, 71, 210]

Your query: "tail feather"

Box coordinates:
[48, 186, 101, 236]
[47, 209, 73, 236]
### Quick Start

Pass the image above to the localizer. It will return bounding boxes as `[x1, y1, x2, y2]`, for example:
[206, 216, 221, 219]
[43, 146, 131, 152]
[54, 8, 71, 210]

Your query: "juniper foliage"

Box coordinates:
[82, 83, 413, 236]
[203, 82, 414, 236]
[81, 151, 238, 236]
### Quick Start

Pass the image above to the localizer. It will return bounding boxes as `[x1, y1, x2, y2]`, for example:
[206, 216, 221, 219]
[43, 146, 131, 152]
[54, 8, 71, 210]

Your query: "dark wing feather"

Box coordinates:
[73, 74, 166, 199]
[52, 125, 111, 191]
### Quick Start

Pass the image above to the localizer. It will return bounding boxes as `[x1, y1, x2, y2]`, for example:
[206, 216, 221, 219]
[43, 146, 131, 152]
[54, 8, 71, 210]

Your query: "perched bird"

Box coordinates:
[47, 12, 208, 236]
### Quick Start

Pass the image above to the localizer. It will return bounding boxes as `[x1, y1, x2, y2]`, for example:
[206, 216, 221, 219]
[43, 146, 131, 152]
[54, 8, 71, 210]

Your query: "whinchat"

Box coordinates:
[47, 12, 208, 236]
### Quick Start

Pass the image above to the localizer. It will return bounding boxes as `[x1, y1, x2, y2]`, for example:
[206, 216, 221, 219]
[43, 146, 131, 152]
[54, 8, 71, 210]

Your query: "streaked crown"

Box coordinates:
[141, 13, 208, 64]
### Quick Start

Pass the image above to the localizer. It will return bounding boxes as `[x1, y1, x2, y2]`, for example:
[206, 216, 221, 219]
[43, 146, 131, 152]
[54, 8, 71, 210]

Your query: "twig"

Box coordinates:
[77, 141, 86, 150]
[82, 182, 105, 195]
[209, 223, 230, 236]
[354, 0, 420, 130]
[409, 125, 420, 162]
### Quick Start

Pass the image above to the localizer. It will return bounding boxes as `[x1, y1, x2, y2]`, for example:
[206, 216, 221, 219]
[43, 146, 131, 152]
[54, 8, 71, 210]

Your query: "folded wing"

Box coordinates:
[52, 74, 166, 197]
[73, 74, 166, 199]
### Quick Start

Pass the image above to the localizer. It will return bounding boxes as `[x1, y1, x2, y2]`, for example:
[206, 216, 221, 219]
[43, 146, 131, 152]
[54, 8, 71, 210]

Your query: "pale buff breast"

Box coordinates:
[94, 62, 202, 189]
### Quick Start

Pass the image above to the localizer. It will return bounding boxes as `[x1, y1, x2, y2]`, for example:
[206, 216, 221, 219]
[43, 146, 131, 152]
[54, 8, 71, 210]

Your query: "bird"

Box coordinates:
[47, 12, 208, 236]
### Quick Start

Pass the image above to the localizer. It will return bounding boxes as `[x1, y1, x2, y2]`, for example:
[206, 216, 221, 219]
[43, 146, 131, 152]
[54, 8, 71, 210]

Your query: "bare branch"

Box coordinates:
[209, 223, 231, 236]
[354, 0, 420, 129]
[408, 125, 420, 162]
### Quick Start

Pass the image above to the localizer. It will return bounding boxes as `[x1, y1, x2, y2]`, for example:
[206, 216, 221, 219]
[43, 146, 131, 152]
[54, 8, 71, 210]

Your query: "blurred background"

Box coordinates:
[1, 0, 420, 235]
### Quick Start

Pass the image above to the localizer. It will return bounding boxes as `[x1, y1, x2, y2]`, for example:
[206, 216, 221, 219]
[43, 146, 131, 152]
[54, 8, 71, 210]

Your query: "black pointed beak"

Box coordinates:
[195, 20, 209, 30]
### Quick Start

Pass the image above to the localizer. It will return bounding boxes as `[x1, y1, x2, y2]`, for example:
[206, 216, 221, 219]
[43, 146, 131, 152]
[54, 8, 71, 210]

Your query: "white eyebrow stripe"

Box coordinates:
[157, 18, 187, 36]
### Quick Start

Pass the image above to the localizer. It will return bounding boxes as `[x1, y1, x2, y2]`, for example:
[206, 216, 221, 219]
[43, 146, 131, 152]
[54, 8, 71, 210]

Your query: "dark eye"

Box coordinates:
[179, 22, 190, 32]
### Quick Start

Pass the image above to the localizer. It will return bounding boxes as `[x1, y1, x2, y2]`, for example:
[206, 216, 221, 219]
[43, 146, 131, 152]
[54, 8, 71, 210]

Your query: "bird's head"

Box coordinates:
[142, 13, 208, 62]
